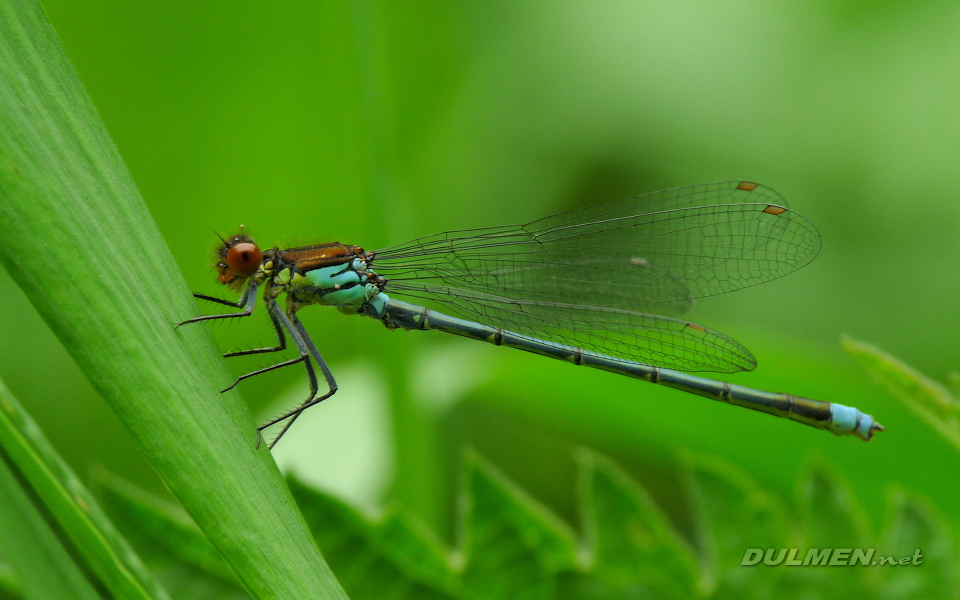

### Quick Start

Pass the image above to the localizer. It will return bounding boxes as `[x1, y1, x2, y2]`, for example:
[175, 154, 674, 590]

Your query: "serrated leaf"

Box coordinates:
[460, 452, 579, 600]
[375, 512, 460, 590]
[776, 463, 874, 599]
[684, 453, 788, 599]
[289, 476, 459, 600]
[557, 450, 698, 600]
[90, 448, 957, 600]
[876, 491, 957, 600]
[843, 336, 960, 450]
[796, 463, 872, 549]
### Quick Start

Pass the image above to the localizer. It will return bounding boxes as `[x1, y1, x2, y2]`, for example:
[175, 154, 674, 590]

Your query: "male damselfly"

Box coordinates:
[179, 181, 883, 448]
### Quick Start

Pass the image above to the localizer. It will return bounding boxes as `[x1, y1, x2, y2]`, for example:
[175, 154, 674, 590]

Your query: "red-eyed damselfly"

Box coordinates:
[179, 181, 883, 448]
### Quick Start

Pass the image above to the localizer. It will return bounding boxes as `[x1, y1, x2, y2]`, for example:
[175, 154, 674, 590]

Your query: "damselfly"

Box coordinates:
[179, 181, 883, 448]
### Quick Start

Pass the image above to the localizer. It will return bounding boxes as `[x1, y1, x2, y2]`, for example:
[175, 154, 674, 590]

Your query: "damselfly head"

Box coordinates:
[213, 227, 262, 288]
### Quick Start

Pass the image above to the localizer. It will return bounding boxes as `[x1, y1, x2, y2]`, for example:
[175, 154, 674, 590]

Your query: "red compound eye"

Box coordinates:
[226, 242, 262, 278]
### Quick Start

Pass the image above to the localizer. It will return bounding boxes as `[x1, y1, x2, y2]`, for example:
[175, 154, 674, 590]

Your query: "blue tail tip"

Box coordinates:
[831, 404, 884, 441]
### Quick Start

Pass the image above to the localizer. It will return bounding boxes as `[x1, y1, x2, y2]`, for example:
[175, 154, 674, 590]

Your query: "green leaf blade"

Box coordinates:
[0, 378, 165, 600]
[0, 2, 346, 598]
[685, 452, 788, 598]
[568, 450, 699, 600]
[843, 335, 960, 450]
[876, 491, 958, 600]
[289, 476, 459, 600]
[461, 452, 578, 600]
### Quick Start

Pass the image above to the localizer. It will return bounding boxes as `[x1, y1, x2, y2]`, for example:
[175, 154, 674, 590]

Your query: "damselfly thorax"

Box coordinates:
[179, 181, 883, 448]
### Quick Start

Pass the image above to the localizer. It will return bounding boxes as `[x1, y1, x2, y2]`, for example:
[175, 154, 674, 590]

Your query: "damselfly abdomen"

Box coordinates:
[179, 181, 883, 448]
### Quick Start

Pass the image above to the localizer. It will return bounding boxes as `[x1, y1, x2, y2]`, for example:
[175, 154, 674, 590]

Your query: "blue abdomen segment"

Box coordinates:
[829, 404, 879, 440]
[302, 262, 383, 313]
[304, 264, 362, 289]
[376, 297, 880, 441]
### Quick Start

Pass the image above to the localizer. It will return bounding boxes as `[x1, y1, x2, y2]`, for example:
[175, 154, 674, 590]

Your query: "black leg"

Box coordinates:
[220, 355, 307, 393]
[192, 293, 246, 308]
[292, 315, 338, 395]
[177, 284, 258, 327]
[246, 299, 322, 449]
[218, 296, 308, 391]
[257, 313, 337, 449]
[223, 302, 287, 358]
[181, 283, 339, 450]
[259, 314, 339, 448]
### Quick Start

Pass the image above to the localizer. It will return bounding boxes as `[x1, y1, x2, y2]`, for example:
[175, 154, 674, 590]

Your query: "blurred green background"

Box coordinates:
[2, 0, 958, 544]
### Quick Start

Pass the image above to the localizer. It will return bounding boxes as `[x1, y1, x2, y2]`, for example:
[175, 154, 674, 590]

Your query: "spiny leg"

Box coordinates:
[177, 283, 258, 327]
[261, 314, 339, 448]
[183, 282, 287, 358]
[224, 300, 287, 358]
[220, 355, 307, 393]
[253, 302, 327, 448]
[191, 293, 247, 308]
[181, 283, 305, 396]
[219, 295, 307, 393]
[180, 283, 337, 449]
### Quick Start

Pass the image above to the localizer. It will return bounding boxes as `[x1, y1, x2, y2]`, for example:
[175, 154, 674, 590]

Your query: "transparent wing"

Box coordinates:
[371, 181, 821, 373]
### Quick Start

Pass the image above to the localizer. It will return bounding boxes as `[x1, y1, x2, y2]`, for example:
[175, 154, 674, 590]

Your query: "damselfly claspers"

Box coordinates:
[178, 181, 883, 448]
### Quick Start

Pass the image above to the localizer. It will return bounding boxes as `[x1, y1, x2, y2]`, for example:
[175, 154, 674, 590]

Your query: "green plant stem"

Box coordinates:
[0, 2, 346, 598]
